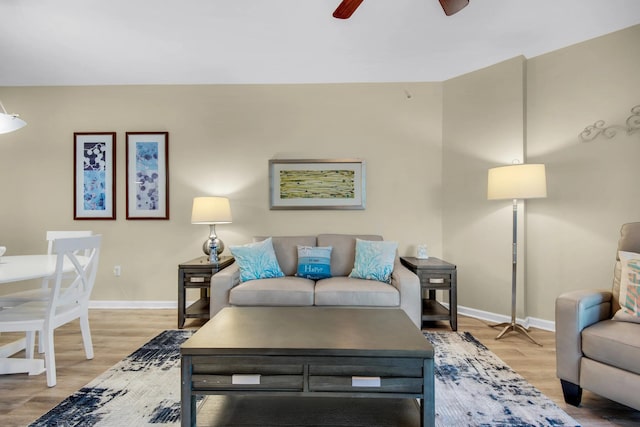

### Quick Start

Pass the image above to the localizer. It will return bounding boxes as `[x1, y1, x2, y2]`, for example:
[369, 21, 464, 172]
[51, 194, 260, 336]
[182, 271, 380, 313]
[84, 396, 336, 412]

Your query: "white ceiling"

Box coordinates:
[1, 0, 640, 86]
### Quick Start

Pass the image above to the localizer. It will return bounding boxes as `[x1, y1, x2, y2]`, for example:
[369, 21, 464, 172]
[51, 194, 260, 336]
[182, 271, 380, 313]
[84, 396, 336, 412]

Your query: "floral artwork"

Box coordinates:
[83, 142, 107, 211]
[135, 142, 160, 211]
[126, 132, 169, 219]
[74, 133, 116, 220]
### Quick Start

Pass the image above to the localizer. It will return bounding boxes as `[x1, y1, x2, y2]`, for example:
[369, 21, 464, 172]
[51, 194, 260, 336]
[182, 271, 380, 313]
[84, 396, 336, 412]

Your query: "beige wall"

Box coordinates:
[442, 56, 528, 319]
[525, 25, 640, 319]
[0, 83, 443, 301]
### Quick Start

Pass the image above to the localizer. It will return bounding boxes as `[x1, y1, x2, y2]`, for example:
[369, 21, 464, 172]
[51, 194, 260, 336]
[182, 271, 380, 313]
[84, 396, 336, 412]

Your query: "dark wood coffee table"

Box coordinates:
[180, 307, 435, 427]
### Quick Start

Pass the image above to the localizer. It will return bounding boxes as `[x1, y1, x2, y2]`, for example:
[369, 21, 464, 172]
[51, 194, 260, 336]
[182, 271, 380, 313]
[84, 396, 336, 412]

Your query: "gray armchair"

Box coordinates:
[555, 222, 640, 410]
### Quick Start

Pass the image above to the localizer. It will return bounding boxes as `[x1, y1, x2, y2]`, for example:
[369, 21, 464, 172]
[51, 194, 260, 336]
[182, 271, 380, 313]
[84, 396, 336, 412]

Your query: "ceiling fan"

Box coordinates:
[333, 0, 469, 19]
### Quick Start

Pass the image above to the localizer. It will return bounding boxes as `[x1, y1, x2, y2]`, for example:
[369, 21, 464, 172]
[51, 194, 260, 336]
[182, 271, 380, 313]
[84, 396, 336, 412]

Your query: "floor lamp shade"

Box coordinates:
[191, 197, 232, 256]
[487, 164, 547, 200]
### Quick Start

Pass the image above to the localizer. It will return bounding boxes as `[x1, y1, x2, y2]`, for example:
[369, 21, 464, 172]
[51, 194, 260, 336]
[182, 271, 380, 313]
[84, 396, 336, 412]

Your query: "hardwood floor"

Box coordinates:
[0, 309, 638, 426]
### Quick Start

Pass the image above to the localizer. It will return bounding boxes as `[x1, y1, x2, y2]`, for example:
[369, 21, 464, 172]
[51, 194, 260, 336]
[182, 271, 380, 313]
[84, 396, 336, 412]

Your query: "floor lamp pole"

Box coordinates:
[491, 198, 542, 346]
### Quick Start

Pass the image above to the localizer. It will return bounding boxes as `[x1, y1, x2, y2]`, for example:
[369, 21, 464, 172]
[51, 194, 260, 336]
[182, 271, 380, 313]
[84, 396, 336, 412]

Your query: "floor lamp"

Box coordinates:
[487, 163, 547, 345]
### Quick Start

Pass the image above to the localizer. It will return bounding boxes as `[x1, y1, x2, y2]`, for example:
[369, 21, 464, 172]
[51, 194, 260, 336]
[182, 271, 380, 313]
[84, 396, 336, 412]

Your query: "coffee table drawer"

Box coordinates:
[190, 356, 304, 391]
[309, 359, 423, 377]
[192, 374, 303, 391]
[308, 376, 423, 393]
[308, 358, 424, 394]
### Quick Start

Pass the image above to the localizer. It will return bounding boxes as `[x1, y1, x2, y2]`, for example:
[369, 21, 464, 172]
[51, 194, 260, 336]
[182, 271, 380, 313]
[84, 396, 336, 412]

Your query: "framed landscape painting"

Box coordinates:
[126, 132, 169, 219]
[73, 132, 116, 220]
[269, 159, 366, 210]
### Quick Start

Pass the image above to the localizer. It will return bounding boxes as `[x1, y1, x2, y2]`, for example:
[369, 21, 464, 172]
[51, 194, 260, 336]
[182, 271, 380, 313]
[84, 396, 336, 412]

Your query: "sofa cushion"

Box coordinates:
[349, 238, 398, 283]
[296, 245, 332, 279]
[317, 234, 383, 277]
[314, 277, 400, 307]
[255, 236, 317, 276]
[582, 319, 640, 376]
[229, 276, 315, 306]
[230, 237, 284, 282]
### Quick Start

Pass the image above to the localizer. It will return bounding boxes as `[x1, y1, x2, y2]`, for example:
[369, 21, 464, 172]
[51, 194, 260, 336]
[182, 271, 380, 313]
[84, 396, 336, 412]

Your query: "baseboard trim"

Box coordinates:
[88, 300, 556, 331]
[89, 300, 177, 309]
[456, 304, 555, 332]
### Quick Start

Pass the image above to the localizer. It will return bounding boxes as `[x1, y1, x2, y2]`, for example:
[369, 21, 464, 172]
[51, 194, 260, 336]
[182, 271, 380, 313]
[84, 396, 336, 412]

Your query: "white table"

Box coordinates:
[0, 255, 81, 376]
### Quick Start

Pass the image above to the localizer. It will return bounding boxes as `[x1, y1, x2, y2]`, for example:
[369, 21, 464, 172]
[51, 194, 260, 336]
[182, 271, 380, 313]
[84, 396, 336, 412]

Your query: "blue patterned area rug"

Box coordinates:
[29, 330, 579, 427]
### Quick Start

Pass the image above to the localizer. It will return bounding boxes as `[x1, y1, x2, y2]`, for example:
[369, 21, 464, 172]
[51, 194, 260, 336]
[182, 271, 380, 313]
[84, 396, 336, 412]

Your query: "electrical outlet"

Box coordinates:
[113, 265, 121, 276]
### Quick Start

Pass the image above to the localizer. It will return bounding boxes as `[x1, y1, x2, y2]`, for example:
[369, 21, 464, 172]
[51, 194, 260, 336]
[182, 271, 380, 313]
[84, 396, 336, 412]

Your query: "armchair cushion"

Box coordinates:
[582, 319, 640, 376]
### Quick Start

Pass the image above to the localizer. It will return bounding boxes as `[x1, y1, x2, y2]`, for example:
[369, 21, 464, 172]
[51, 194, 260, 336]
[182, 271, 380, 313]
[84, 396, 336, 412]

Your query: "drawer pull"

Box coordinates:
[190, 277, 206, 283]
[232, 374, 261, 385]
[352, 376, 381, 387]
[429, 278, 445, 284]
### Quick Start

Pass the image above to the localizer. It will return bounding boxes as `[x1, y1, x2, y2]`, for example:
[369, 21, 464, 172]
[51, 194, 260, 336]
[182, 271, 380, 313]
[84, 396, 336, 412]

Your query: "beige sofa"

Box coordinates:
[555, 222, 640, 410]
[210, 234, 421, 328]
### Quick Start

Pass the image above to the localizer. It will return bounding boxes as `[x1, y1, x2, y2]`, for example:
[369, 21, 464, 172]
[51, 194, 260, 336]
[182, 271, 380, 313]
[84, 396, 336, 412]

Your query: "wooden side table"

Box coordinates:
[178, 255, 234, 328]
[400, 257, 457, 331]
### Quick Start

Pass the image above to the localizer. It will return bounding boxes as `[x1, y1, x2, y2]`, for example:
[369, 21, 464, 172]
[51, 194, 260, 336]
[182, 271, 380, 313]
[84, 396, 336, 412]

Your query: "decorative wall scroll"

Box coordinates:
[580, 104, 640, 142]
[269, 159, 366, 210]
[74, 132, 116, 220]
[125, 132, 169, 219]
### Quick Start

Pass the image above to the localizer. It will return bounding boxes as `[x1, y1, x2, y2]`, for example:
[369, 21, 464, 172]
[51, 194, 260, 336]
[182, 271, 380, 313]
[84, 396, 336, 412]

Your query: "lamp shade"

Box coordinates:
[0, 101, 26, 134]
[191, 197, 232, 224]
[487, 164, 547, 200]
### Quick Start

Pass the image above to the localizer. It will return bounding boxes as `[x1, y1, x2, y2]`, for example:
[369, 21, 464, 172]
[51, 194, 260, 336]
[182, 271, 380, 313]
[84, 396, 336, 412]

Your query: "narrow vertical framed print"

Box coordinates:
[126, 132, 169, 219]
[74, 132, 116, 220]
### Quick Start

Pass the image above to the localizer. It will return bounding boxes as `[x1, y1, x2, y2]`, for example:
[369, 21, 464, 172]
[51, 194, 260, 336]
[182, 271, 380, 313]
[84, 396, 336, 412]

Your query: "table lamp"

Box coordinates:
[191, 196, 232, 256]
[487, 163, 547, 345]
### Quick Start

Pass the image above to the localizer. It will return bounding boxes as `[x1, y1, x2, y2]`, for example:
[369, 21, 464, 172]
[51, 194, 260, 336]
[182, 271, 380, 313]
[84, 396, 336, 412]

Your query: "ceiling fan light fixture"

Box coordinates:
[439, 0, 469, 16]
[0, 101, 27, 134]
[333, 0, 364, 19]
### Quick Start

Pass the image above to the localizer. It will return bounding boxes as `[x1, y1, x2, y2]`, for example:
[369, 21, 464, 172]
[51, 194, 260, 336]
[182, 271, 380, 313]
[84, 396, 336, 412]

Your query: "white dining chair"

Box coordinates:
[0, 235, 101, 387]
[0, 231, 92, 353]
[0, 231, 93, 308]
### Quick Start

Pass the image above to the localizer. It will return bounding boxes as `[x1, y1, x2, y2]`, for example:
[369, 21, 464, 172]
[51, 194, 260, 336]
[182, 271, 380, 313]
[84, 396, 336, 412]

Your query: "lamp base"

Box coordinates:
[490, 321, 542, 346]
[202, 237, 224, 256]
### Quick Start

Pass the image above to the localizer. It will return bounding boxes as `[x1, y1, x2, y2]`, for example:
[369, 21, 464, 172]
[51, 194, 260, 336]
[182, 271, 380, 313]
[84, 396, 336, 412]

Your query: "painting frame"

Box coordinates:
[125, 132, 169, 220]
[269, 159, 366, 210]
[73, 132, 116, 220]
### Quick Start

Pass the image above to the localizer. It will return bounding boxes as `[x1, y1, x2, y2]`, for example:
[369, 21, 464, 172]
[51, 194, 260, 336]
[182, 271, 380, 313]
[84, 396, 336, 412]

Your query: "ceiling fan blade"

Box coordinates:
[333, 0, 364, 19]
[439, 0, 469, 16]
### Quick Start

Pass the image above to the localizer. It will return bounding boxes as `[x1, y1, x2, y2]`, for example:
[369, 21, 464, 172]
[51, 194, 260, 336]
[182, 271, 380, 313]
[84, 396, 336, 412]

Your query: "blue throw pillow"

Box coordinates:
[296, 246, 332, 280]
[229, 237, 285, 282]
[349, 239, 398, 283]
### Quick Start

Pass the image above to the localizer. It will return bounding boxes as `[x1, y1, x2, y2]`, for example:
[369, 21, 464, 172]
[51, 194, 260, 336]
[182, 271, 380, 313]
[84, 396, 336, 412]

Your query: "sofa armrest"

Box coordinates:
[210, 263, 240, 319]
[391, 259, 421, 329]
[555, 289, 613, 384]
